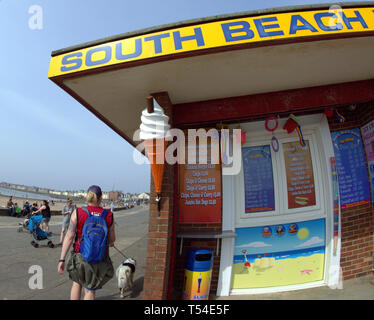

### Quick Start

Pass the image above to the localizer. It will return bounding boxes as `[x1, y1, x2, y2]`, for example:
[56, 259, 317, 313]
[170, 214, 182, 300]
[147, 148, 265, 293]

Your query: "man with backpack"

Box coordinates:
[57, 185, 116, 300]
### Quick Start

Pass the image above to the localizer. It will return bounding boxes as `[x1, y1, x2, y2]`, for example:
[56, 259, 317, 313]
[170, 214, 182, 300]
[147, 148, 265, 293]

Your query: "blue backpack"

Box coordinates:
[79, 207, 109, 264]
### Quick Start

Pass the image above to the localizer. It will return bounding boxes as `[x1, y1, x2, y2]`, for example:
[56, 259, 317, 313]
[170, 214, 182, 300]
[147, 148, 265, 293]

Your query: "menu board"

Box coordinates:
[179, 142, 222, 223]
[283, 141, 316, 209]
[242, 146, 275, 213]
[361, 120, 374, 203]
[331, 129, 370, 208]
[361, 120, 374, 162]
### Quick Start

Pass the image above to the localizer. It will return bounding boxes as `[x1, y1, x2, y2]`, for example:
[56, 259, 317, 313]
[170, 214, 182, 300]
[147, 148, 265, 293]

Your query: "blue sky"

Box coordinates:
[0, 0, 364, 193]
[234, 218, 326, 256]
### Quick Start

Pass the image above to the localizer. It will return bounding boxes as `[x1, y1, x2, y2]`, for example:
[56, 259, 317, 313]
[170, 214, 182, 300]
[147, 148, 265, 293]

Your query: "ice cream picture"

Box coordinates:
[140, 96, 171, 213]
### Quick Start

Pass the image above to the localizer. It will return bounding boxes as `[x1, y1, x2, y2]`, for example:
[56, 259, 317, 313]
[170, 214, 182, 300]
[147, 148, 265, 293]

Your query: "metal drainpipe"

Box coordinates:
[167, 164, 178, 299]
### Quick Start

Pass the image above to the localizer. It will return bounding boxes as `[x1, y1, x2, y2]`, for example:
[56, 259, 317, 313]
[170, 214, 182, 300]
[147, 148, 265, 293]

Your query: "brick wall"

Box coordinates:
[339, 203, 373, 279]
[327, 102, 374, 280]
[142, 92, 175, 300]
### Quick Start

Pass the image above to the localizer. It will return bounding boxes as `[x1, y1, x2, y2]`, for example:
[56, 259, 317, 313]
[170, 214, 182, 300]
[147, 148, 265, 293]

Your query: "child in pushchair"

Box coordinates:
[17, 203, 38, 231]
[17, 213, 32, 231]
[22, 214, 54, 248]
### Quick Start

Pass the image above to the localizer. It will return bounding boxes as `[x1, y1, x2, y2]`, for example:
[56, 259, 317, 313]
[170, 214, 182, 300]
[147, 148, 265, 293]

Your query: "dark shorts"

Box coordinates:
[42, 217, 50, 223]
[67, 252, 114, 291]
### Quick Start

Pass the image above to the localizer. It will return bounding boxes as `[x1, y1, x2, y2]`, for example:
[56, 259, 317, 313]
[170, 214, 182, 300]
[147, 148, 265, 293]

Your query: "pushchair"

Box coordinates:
[27, 215, 54, 248]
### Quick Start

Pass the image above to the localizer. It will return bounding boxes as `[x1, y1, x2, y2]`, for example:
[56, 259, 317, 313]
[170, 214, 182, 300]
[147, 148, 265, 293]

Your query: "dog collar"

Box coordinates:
[122, 262, 136, 273]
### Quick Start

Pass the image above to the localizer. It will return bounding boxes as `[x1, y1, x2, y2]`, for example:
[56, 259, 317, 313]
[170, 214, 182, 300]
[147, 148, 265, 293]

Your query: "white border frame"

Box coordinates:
[217, 114, 339, 296]
[236, 133, 324, 228]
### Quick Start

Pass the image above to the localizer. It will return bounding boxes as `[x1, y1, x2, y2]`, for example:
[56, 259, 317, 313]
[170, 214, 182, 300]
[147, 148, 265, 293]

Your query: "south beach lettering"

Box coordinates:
[48, 7, 374, 77]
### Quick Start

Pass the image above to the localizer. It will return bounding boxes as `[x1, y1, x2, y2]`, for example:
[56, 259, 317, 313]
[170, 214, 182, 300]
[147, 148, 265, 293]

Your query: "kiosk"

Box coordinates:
[49, 3, 374, 299]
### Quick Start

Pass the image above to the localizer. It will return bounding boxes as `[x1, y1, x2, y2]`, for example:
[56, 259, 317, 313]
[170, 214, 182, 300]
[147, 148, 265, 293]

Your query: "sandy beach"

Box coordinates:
[231, 253, 325, 289]
[0, 194, 86, 211]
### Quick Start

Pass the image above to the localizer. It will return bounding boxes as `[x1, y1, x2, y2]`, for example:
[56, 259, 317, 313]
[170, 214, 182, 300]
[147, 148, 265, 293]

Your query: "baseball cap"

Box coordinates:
[87, 185, 102, 198]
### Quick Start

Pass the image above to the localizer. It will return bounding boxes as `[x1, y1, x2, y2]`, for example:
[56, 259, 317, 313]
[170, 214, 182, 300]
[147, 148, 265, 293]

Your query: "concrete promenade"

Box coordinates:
[0, 204, 373, 300]
[0, 205, 149, 300]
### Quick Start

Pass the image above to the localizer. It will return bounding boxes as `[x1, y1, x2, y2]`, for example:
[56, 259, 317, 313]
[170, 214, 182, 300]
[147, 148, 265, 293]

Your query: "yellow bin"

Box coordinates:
[182, 249, 213, 300]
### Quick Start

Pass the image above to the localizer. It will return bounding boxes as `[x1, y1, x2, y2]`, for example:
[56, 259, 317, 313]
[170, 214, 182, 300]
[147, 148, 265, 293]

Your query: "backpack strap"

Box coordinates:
[81, 206, 92, 217]
[74, 207, 79, 246]
[100, 209, 110, 252]
[81, 206, 107, 218]
[77, 206, 91, 245]
[101, 209, 109, 219]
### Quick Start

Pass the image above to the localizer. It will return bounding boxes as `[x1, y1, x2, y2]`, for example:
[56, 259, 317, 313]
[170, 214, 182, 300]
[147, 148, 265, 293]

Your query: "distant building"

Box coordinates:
[74, 191, 87, 198]
[102, 192, 109, 200]
[38, 188, 49, 194]
[108, 191, 121, 200]
[138, 192, 150, 200]
[50, 190, 62, 196]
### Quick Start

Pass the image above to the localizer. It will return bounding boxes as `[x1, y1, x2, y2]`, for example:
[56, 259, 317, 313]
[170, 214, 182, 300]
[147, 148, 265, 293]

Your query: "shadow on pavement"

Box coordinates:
[98, 277, 144, 300]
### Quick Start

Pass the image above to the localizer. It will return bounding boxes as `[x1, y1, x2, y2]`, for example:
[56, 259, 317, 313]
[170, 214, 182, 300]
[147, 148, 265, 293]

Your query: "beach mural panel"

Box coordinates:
[231, 218, 325, 289]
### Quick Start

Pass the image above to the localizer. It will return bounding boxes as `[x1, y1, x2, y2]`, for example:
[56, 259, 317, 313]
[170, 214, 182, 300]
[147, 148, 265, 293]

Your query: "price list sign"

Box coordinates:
[331, 128, 370, 209]
[242, 146, 275, 213]
[283, 141, 316, 209]
[179, 163, 222, 223]
[361, 120, 374, 203]
[179, 140, 222, 223]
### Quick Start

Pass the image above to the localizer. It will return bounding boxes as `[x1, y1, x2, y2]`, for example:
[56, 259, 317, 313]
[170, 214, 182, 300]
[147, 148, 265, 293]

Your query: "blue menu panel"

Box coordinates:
[331, 129, 370, 208]
[242, 146, 275, 213]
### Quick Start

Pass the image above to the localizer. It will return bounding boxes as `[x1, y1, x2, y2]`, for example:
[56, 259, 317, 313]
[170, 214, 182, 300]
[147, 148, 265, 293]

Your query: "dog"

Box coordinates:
[116, 258, 136, 298]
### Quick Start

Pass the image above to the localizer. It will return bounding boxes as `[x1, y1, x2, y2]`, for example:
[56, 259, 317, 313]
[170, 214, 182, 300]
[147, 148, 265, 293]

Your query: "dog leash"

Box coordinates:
[112, 244, 129, 259]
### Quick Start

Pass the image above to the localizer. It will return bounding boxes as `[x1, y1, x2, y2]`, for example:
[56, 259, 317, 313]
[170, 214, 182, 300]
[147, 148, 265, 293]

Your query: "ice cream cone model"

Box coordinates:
[140, 96, 171, 215]
[143, 138, 169, 193]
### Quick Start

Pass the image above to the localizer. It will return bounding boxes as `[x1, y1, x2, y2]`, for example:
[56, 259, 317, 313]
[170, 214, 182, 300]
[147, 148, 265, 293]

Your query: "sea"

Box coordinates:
[233, 246, 325, 264]
[0, 187, 63, 202]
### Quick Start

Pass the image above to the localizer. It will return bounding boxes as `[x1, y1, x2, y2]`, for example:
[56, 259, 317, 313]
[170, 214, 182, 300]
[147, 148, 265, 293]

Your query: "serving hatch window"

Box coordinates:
[240, 135, 321, 220]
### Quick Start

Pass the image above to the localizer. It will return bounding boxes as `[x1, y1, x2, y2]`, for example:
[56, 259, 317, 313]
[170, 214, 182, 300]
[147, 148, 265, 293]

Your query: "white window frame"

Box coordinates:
[236, 131, 325, 229]
[278, 134, 323, 215]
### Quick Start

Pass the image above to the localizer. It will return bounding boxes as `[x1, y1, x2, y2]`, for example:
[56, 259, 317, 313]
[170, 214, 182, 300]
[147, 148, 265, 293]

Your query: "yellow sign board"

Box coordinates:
[48, 7, 374, 78]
